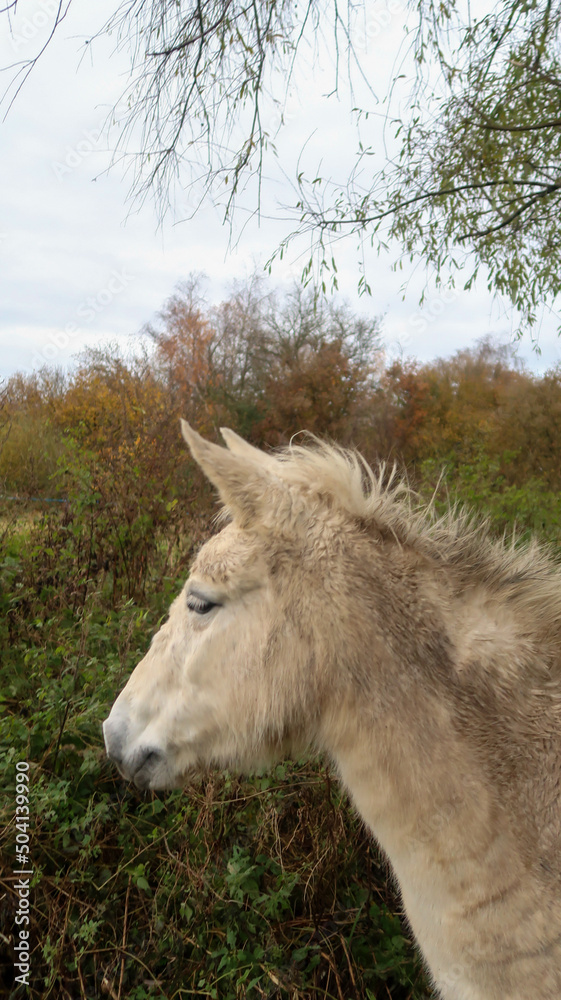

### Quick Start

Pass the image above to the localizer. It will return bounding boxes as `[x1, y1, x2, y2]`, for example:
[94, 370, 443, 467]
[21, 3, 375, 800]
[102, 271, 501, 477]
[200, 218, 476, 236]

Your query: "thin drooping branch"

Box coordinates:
[1, 0, 72, 118]
[1, 0, 560, 333]
[472, 117, 561, 132]
[305, 178, 561, 230]
[458, 179, 561, 239]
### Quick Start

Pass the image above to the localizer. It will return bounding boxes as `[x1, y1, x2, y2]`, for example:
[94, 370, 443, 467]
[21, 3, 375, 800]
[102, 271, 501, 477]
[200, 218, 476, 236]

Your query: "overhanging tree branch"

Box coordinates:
[1, 0, 561, 334]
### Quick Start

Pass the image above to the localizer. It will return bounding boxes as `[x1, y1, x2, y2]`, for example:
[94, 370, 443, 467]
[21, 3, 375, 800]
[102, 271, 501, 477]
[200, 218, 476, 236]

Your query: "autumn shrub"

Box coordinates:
[490, 367, 561, 490]
[0, 371, 67, 498]
[376, 340, 524, 467]
[144, 277, 384, 446]
[374, 341, 561, 551]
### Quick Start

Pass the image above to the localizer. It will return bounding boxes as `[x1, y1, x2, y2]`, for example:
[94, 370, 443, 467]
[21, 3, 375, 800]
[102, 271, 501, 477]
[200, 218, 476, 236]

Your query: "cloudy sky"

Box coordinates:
[1, 0, 560, 382]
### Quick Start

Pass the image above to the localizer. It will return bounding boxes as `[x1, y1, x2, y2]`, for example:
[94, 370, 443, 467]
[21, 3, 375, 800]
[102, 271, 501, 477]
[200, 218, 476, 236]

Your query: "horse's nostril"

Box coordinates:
[133, 747, 163, 776]
[139, 749, 159, 769]
[129, 747, 165, 789]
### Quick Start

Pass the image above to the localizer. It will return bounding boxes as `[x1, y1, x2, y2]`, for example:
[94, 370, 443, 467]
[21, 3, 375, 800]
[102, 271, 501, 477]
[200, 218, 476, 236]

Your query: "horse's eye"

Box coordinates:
[186, 594, 219, 615]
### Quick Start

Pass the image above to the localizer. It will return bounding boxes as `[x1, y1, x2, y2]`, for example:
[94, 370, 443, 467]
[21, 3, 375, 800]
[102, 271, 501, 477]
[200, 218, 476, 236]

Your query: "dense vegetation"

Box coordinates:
[1, 278, 561, 999]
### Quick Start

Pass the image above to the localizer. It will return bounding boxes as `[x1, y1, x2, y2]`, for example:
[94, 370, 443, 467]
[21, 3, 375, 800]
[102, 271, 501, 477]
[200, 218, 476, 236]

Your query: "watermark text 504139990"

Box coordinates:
[13, 761, 32, 987]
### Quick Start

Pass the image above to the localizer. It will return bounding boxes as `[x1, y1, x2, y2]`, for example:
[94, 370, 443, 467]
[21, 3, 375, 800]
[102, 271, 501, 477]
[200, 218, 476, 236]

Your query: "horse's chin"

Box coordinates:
[122, 753, 193, 792]
[130, 768, 189, 792]
[129, 737, 306, 791]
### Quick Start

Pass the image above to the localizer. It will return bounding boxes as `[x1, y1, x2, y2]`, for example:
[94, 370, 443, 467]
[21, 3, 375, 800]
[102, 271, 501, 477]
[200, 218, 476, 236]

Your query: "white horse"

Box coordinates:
[103, 422, 561, 1000]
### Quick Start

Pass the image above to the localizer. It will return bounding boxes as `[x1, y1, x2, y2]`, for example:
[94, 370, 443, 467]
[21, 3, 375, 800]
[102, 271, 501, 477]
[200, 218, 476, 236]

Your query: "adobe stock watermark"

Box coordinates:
[51, 84, 143, 183]
[388, 286, 458, 355]
[9, 0, 60, 54]
[265, 92, 301, 139]
[407, 287, 458, 337]
[29, 267, 136, 370]
[353, 0, 407, 52]
[12, 761, 33, 988]
[51, 127, 104, 182]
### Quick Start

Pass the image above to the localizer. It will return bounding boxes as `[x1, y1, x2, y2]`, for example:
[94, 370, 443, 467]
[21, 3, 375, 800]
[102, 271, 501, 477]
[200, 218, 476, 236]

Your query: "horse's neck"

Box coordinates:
[329, 705, 561, 1000]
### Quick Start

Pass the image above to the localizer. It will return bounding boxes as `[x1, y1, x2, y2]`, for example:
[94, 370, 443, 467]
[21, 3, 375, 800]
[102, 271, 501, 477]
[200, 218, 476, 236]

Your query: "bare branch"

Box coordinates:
[1, 1, 73, 119]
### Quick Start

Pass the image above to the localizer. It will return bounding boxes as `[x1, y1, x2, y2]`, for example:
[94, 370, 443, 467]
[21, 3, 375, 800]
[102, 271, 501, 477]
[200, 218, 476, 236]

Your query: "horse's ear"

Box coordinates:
[180, 420, 280, 525]
[220, 427, 278, 470]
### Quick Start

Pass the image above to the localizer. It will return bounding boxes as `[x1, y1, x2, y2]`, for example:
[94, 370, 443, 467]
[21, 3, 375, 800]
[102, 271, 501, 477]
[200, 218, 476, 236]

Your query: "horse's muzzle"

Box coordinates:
[103, 715, 166, 789]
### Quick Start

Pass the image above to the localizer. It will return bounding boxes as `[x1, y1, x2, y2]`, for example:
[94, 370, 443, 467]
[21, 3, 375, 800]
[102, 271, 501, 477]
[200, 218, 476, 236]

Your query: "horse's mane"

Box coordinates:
[274, 439, 561, 643]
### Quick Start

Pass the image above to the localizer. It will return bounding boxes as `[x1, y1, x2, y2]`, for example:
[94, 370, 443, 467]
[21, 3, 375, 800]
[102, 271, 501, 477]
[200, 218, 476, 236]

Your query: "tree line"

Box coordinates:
[1, 276, 560, 601]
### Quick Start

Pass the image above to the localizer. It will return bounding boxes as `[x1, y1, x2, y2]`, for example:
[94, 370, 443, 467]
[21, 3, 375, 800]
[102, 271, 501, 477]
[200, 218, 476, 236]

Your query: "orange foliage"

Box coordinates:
[253, 339, 370, 445]
[379, 340, 526, 467]
[3, 277, 561, 601]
